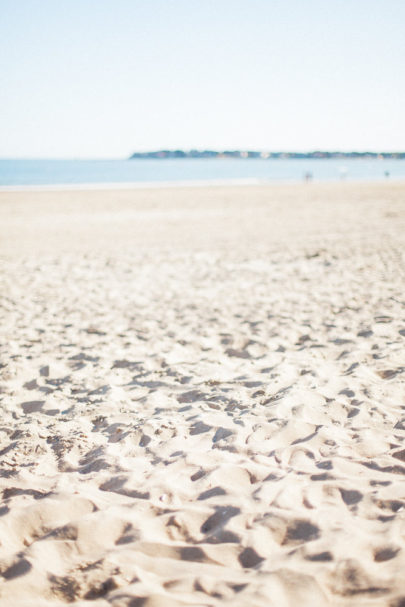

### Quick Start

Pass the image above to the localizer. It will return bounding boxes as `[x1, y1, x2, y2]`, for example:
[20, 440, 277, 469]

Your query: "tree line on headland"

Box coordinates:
[129, 150, 405, 160]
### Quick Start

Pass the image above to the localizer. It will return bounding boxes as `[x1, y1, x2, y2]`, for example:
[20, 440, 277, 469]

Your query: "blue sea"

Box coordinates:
[1, 158, 405, 187]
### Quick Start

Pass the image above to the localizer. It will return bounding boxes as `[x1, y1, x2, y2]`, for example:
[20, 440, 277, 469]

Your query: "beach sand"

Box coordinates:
[0, 181, 404, 606]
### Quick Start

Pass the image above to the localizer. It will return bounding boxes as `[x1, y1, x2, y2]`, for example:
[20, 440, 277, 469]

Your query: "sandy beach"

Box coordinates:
[0, 181, 404, 606]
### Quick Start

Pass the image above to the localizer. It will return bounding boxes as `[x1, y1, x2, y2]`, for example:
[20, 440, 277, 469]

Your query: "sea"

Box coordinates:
[1, 158, 405, 188]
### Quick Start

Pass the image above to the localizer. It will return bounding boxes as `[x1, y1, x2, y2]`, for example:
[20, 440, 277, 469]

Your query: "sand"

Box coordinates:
[0, 181, 404, 606]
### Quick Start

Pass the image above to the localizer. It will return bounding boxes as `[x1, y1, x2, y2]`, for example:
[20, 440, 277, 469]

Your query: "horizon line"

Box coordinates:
[1, 149, 405, 161]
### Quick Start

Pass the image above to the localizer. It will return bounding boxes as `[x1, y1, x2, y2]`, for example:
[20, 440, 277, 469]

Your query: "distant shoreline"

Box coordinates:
[0, 178, 267, 192]
[2, 177, 405, 193]
[129, 150, 405, 160]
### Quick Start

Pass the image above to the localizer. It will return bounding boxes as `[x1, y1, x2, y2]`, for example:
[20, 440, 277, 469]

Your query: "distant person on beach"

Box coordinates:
[385, 170, 390, 178]
[304, 171, 313, 182]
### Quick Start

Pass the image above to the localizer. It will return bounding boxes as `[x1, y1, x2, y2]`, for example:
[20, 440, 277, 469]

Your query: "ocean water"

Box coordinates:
[0, 158, 404, 187]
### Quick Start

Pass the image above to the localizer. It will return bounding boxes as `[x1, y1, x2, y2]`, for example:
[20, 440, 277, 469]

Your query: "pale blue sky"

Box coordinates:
[1, 0, 404, 158]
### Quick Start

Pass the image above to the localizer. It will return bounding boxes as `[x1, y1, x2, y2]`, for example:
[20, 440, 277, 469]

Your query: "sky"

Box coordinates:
[1, 0, 404, 158]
